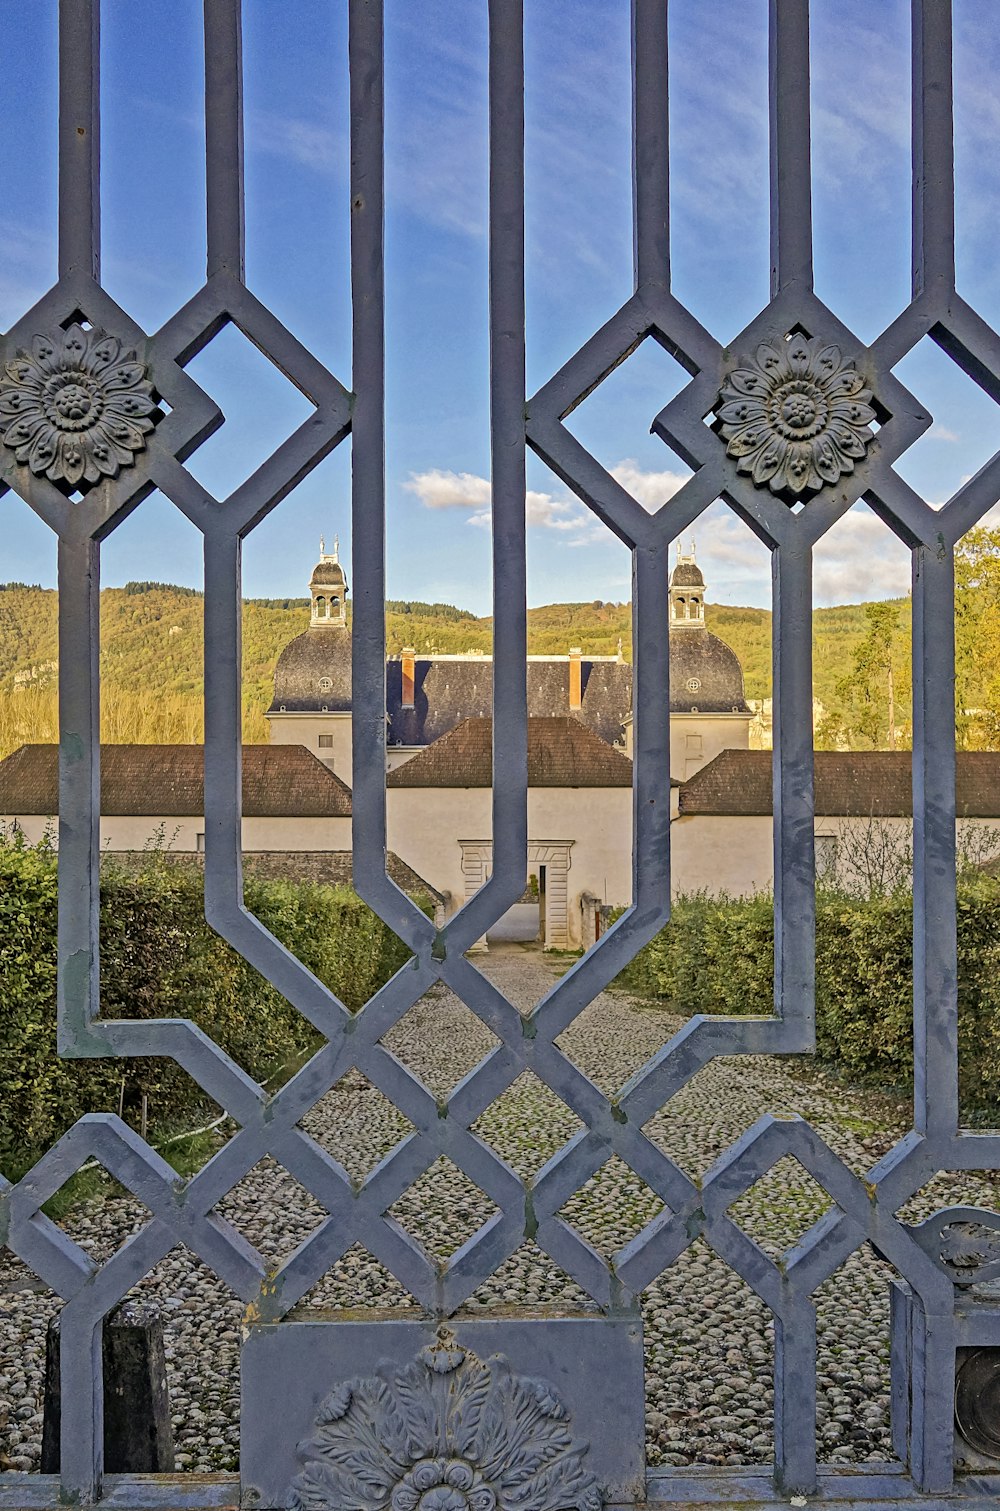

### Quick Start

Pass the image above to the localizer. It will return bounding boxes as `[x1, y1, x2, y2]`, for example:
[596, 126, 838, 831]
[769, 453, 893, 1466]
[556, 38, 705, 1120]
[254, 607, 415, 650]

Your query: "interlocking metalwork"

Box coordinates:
[2, 1, 1000, 1506]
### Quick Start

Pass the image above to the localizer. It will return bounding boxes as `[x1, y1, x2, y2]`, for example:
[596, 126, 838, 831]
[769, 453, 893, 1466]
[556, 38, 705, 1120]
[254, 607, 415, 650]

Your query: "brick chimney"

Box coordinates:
[568, 647, 583, 712]
[401, 647, 416, 709]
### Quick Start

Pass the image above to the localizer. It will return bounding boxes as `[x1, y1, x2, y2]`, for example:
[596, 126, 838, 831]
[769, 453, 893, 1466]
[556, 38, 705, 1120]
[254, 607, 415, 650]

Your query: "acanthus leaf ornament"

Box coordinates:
[712, 334, 877, 500]
[289, 1326, 604, 1511]
[908, 1206, 1000, 1287]
[0, 323, 159, 491]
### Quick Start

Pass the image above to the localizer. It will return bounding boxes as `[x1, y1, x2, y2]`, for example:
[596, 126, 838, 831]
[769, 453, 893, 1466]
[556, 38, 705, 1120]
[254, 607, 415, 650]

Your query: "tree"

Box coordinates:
[955, 527, 1000, 749]
[833, 601, 908, 750]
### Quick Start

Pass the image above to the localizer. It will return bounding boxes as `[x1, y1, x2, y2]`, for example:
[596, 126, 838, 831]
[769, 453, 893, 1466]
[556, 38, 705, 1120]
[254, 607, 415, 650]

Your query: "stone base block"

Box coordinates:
[240, 1306, 644, 1509]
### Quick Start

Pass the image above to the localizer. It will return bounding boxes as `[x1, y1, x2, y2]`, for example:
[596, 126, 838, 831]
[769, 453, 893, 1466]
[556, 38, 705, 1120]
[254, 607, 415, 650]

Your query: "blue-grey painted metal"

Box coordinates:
[240, 1311, 645, 1508]
[1, 0, 999, 1506]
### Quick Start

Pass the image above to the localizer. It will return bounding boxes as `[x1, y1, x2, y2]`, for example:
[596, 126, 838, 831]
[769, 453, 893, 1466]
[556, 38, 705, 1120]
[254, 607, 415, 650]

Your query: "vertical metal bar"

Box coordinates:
[909, 1301, 956, 1491]
[58, 1311, 103, 1502]
[57, 535, 101, 1053]
[774, 1296, 818, 1495]
[768, 0, 812, 296]
[631, 543, 672, 922]
[202, 527, 245, 919]
[771, 543, 815, 1041]
[911, 545, 958, 1137]
[349, 0, 390, 899]
[632, 0, 670, 291]
[205, 0, 246, 281]
[487, 0, 528, 895]
[911, 0, 955, 299]
[58, 0, 100, 281]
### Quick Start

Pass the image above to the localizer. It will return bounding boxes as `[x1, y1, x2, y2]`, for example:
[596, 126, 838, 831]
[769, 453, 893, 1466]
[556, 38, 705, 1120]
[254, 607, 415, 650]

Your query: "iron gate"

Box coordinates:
[2, 0, 1000, 1506]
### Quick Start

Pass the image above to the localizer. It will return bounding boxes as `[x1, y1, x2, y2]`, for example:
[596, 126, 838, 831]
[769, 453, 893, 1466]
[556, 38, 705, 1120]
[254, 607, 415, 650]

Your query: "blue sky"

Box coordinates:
[2, 0, 1000, 615]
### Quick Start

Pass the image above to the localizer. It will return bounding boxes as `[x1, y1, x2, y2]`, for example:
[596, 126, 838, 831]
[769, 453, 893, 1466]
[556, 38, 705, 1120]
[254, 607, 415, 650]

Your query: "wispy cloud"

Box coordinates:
[252, 111, 344, 175]
[405, 466, 594, 538]
[405, 458, 690, 544]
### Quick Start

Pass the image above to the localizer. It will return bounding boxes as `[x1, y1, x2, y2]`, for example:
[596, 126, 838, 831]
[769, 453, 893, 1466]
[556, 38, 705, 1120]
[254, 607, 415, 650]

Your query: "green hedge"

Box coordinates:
[0, 841, 416, 1169]
[616, 877, 1000, 1117]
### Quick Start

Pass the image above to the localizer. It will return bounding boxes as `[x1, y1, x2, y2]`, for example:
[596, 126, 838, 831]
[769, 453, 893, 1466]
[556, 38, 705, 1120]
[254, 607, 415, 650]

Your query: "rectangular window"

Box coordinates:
[685, 733, 703, 755]
[318, 734, 334, 749]
[816, 833, 838, 880]
[196, 832, 206, 853]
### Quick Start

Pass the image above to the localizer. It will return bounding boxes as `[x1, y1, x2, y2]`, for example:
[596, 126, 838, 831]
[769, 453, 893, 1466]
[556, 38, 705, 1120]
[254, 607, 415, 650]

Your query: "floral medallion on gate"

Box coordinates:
[289, 1326, 604, 1511]
[712, 333, 877, 500]
[0, 323, 159, 491]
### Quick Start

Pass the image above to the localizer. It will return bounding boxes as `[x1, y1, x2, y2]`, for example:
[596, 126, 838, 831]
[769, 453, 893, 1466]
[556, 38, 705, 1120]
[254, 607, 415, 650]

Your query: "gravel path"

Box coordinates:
[2, 944, 997, 1473]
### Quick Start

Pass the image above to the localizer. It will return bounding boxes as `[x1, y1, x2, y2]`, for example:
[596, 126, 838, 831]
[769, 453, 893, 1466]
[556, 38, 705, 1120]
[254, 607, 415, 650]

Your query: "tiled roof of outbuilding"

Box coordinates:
[386, 716, 635, 788]
[0, 744, 352, 818]
[678, 749, 1000, 817]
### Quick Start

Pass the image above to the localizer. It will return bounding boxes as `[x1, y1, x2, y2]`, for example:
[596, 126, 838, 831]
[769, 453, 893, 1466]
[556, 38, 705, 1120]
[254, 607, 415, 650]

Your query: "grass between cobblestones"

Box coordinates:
[3, 947, 996, 1474]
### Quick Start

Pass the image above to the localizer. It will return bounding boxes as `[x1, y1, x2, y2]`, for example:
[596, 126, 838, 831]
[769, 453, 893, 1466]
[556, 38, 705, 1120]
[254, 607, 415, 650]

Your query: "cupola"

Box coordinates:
[669, 542, 705, 628]
[310, 536, 348, 628]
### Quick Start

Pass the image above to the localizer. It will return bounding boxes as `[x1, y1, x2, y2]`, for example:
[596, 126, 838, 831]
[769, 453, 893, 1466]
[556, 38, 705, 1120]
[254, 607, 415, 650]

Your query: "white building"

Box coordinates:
[386, 716, 636, 949]
[671, 749, 1000, 896]
[0, 743, 354, 853]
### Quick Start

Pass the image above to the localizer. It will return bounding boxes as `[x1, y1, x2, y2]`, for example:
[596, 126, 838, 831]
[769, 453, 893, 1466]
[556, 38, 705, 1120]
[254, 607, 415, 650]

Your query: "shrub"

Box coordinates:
[616, 878, 1000, 1118]
[0, 839, 415, 1170]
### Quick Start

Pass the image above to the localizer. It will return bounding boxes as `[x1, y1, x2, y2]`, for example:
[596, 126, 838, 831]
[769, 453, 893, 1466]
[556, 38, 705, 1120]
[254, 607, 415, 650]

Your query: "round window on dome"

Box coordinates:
[319, 676, 333, 693]
[686, 676, 702, 692]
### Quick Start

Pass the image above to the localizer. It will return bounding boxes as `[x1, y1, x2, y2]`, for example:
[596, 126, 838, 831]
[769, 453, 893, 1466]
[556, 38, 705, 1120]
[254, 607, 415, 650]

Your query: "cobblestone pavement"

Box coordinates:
[2, 945, 997, 1472]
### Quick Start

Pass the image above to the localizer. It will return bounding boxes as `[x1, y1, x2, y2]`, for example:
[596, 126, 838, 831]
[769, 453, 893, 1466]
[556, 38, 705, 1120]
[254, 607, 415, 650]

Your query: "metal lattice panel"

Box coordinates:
[1, 0, 1000, 1505]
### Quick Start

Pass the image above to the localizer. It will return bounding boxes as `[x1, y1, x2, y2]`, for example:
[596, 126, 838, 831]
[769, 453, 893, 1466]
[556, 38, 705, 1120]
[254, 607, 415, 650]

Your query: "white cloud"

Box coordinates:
[405, 460, 696, 543]
[609, 459, 689, 512]
[404, 469, 492, 513]
[813, 506, 911, 604]
[928, 424, 960, 443]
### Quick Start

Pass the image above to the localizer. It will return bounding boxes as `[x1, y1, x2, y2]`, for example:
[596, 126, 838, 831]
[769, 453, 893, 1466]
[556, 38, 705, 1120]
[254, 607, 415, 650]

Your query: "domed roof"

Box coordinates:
[670, 559, 705, 588]
[669, 630, 749, 714]
[310, 555, 346, 589]
[268, 626, 352, 713]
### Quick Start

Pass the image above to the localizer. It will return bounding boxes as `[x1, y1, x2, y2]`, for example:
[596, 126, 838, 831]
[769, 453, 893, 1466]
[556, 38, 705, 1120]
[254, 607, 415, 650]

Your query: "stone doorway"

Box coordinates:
[460, 841, 574, 950]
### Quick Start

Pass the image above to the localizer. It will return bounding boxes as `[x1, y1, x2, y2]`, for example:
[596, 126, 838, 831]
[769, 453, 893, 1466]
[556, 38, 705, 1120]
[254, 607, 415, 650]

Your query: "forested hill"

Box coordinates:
[0, 579, 920, 756]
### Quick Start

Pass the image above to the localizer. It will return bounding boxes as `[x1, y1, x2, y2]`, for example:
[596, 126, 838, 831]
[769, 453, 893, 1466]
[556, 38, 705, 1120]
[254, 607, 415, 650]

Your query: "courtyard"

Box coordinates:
[2, 945, 994, 1475]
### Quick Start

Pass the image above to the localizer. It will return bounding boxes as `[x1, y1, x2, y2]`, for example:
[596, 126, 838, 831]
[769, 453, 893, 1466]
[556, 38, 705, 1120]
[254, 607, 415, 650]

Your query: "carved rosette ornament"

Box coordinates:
[289, 1327, 604, 1511]
[713, 334, 876, 499]
[0, 324, 158, 490]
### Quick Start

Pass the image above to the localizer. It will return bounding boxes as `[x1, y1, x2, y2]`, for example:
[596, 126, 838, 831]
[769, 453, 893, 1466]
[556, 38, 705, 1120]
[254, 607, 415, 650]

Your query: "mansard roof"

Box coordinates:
[386, 657, 631, 748]
[386, 716, 635, 788]
[0, 744, 352, 818]
[267, 628, 750, 732]
[678, 750, 1000, 818]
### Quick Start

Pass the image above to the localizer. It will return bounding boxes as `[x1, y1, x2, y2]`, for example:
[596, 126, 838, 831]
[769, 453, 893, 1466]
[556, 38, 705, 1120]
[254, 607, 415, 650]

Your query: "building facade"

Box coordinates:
[267, 541, 753, 784]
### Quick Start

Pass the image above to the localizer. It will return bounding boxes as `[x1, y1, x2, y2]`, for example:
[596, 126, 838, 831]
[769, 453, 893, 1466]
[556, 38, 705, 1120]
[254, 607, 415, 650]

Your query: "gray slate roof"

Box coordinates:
[385, 658, 633, 747]
[270, 626, 353, 713]
[269, 631, 750, 733]
[670, 561, 705, 587]
[679, 749, 1000, 817]
[387, 716, 635, 788]
[0, 744, 352, 817]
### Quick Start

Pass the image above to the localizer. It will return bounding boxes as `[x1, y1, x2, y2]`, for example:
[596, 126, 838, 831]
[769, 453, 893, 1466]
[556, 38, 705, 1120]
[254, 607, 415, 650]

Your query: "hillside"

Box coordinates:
[0, 579, 921, 758]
